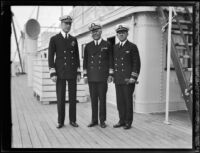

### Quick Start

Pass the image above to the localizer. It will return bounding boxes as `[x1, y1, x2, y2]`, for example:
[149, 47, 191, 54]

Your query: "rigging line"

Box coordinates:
[12, 45, 20, 62]
[36, 6, 40, 20]
[11, 28, 23, 62]
[12, 20, 23, 64]
[28, 6, 37, 19]
[11, 12, 22, 34]
[11, 17, 23, 46]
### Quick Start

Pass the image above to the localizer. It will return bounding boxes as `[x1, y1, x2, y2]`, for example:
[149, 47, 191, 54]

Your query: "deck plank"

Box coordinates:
[26, 90, 75, 148]
[11, 97, 23, 148]
[39, 103, 92, 148]
[20, 88, 43, 148]
[79, 105, 141, 148]
[11, 75, 192, 148]
[12, 83, 33, 148]
[77, 104, 118, 148]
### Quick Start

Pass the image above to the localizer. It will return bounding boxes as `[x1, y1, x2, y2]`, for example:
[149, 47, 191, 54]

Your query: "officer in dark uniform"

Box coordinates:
[48, 15, 81, 128]
[83, 23, 113, 128]
[113, 24, 141, 130]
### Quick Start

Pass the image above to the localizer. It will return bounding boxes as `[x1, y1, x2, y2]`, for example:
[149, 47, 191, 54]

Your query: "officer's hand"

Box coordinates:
[84, 77, 88, 84]
[77, 74, 81, 82]
[51, 76, 57, 82]
[107, 76, 113, 83]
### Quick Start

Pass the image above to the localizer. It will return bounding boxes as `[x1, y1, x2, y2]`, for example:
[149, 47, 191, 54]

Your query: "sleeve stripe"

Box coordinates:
[131, 72, 138, 77]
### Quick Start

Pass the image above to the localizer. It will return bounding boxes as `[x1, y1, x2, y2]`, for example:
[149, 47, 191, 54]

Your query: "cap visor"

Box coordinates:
[116, 29, 128, 33]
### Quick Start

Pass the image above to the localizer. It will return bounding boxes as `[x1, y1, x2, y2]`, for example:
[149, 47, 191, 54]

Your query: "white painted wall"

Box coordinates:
[133, 12, 186, 113]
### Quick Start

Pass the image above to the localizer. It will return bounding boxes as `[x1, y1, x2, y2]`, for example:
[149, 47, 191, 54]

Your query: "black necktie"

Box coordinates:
[119, 43, 122, 48]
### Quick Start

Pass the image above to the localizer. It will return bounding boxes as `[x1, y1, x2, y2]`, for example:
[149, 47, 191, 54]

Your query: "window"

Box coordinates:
[107, 36, 115, 46]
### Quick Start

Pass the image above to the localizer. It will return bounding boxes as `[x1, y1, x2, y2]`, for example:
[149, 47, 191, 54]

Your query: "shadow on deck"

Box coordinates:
[11, 75, 192, 148]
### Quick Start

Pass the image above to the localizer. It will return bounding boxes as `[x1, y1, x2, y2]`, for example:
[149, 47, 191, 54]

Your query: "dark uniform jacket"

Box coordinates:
[113, 40, 141, 84]
[83, 39, 113, 82]
[48, 33, 80, 79]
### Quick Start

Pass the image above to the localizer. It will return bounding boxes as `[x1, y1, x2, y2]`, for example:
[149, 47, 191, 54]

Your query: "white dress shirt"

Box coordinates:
[119, 39, 127, 47]
[94, 38, 102, 46]
[61, 30, 69, 38]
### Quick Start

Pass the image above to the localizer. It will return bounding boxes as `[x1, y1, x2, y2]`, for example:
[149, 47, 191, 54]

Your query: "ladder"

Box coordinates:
[157, 7, 193, 121]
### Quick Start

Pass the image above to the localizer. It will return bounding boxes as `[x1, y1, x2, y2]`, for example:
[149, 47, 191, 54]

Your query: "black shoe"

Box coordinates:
[123, 124, 131, 130]
[88, 122, 98, 127]
[70, 122, 79, 127]
[100, 122, 107, 128]
[113, 122, 125, 128]
[56, 124, 64, 129]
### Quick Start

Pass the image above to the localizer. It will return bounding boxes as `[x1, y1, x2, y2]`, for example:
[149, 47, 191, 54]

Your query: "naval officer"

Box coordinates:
[48, 15, 81, 128]
[83, 23, 114, 128]
[113, 24, 141, 130]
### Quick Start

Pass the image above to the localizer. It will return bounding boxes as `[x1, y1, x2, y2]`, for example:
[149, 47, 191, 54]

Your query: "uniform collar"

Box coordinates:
[60, 30, 69, 38]
[119, 39, 127, 47]
[94, 38, 102, 45]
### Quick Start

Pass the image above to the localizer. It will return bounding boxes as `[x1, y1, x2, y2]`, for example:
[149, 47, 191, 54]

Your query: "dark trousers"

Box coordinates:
[88, 82, 108, 123]
[115, 84, 135, 125]
[56, 78, 77, 125]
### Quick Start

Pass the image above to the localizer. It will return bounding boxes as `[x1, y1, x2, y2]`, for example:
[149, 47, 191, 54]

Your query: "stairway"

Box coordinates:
[157, 7, 193, 121]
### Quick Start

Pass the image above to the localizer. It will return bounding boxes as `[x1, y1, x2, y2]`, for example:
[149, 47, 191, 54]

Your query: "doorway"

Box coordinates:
[107, 36, 115, 47]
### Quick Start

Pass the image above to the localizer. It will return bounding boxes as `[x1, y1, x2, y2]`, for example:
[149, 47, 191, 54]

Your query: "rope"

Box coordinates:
[12, 34, 22, 62]
[28, 6, 37, 19]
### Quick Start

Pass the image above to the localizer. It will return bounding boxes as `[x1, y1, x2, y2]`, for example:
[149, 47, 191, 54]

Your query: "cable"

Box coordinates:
[28, 6, 37, 19]
[12, 32, 22, 62]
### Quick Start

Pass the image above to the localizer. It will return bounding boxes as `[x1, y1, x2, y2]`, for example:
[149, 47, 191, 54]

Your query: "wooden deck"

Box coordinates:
[11, 75, 192, 148]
